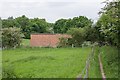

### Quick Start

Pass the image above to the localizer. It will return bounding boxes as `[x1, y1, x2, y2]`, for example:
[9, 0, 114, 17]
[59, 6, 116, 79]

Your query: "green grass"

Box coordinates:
[89, 46, 102, 78]
[2, 47, 91, 78]
[3, 39, 118, 79]
[89, 46, 118, 78]
[21, 39, 30, 47]
[100, 46, 118, 78]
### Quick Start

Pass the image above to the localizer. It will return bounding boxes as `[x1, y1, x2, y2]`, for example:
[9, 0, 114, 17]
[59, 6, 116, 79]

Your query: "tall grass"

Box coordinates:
[100, 46, 118, 78]
[89, 46, 118, 78]
[2, 47, 91, 78]
[89, 46, 101, 78]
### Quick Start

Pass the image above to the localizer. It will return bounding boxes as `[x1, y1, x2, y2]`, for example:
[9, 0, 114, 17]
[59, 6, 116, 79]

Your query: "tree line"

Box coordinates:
[1, 0, 119, 48]
[1, 15, 92, 38]
[2, 16, 53, 39]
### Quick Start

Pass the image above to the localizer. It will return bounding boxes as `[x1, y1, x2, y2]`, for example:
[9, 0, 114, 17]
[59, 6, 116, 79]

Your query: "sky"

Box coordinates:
[0, 0, 106, 23]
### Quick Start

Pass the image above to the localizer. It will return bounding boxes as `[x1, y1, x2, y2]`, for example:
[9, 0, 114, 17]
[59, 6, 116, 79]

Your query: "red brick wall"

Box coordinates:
[30, 34, 71, 47]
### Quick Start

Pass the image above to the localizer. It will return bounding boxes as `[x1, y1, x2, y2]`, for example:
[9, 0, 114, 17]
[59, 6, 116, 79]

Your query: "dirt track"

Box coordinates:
[99, 54, 106, 80]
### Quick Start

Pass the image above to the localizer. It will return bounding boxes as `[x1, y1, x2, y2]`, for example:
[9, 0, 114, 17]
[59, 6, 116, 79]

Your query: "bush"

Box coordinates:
[58, 37, 69, 47]
[2, 27, 21, 49]
[67, 28, 85, 47]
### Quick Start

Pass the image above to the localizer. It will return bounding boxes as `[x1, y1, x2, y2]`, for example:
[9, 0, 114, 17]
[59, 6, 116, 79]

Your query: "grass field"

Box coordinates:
[2, 39, 118, 78]
[2, 47, 92, 78]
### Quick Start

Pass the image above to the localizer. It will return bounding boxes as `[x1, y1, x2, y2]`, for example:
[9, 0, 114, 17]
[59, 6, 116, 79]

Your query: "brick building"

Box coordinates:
[30, 34, 71, 47]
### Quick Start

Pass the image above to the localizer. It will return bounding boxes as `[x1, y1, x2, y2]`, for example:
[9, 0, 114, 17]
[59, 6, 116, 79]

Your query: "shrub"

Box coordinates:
[67, 28, 85, 47]
[58, 37, 69, 47]
[2, 27, 21, 49]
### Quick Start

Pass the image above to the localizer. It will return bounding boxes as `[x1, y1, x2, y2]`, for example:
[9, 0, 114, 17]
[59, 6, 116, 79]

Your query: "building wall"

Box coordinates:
[30, 34, 71, 47]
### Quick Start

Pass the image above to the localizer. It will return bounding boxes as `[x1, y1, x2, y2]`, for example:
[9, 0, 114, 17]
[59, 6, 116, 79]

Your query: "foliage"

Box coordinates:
[84, 26, 99, 43]
[2, 27, 21, 49]
[15, 16, 51, 39]
[21, 39, 30, 47]
[96, 0, 119, 47]
[2, 17, 19, 28]
[29, 18, 49, 33]
[72, 16, 93, 28]
[67, 28, 85, 47]
[2, 15, 52, 39]
[58, 37, 69, 47]
[53, 19, 67, 33]
[53, 16, 93, 33]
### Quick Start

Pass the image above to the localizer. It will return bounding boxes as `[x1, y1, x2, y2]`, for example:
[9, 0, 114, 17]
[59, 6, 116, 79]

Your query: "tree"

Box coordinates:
[84, 25, 99, 43]
[2, 15, 54, 39]
[96, 0, 119, 46]
[67, 28, 85, 47]
[53, 16, 93, 33]
[53, 19, 67, 33]
[72, 16, 93, 28]
[2, 17, 19, 28]
[15, 15, 30, 38]
[30, 18, 48, 33]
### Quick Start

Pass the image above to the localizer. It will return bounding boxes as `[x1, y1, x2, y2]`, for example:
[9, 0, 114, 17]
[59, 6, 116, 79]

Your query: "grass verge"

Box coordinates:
[89, 46, 118, 78]
[100, 46, 118, 78]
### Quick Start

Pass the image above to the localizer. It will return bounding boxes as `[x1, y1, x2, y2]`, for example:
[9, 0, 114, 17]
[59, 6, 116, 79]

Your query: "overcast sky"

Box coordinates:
[0, 0, 106, 23]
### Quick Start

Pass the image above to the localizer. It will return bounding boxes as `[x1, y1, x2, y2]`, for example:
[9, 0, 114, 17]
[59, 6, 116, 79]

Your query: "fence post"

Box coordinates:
[77, 46, 94, 80]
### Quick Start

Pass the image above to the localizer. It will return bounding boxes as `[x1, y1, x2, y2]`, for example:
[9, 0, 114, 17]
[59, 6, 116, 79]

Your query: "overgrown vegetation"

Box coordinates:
[2, 27, 21, 49]
[96, 0, 119, 47]
[100, 46, 118, 78]
[88, 46, 118, 78]
[58, 37, 69, 47]
[67, 28, 86, 47]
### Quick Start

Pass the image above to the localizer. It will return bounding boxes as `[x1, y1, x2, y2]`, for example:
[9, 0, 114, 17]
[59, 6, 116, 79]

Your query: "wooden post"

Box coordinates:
[72, 44, 74, 48]
[86, 59, 89, 79]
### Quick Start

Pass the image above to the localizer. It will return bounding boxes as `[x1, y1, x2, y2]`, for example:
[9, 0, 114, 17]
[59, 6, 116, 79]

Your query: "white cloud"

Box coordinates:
[1, 0, 106, 2]
[0, 0, 106, 23]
